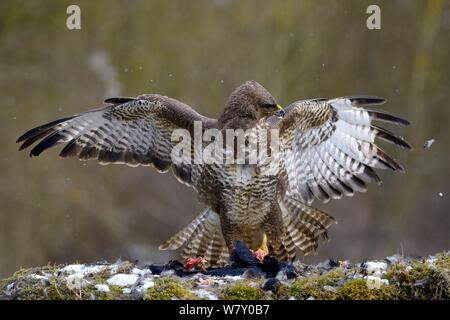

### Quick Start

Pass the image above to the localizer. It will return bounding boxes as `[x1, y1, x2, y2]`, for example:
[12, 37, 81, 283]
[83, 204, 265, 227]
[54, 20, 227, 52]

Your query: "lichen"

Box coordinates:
[144, 277, 197, 300]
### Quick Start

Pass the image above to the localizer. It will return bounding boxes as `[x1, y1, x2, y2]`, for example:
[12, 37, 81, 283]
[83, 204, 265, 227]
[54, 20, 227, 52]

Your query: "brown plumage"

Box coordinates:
[17, 81, 411, 266]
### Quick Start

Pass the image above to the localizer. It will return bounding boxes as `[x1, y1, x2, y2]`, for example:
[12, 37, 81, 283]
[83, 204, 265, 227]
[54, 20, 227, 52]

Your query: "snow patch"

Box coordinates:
[29, 274, 48, 280]
[61, 264, 106, 276]
[140, 280, 155, 292]
[132, 267, 151, 276]
[66, 274, 88, 290]
[364, 261, 387, 277]
[122, 288, 132, 294]
[365, 275, 389, 289]
[107, 274, 139, 287]
[193, 289, 218, 300]
[95, 284, 110, 293]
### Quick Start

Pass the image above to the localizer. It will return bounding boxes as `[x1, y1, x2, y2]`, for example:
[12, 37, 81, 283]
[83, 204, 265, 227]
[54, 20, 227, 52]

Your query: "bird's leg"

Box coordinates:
[263, 203, 285, 259]
[251, 233, 269, 262]
[219, 214, 240, 253]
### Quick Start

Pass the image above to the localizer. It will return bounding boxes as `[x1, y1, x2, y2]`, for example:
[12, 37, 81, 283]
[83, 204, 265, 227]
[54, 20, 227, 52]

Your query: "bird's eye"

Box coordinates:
[262, 103, 277, 110]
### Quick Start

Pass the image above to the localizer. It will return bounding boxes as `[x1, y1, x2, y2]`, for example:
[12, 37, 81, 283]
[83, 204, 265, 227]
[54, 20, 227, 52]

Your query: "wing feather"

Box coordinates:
[278, 96, 410, 204]
[17, 94, 217, 187]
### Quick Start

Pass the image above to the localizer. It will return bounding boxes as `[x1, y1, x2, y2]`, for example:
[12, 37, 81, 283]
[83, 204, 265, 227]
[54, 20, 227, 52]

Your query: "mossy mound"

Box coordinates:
[144, 278, 197, 300]
[221, 281, 266, 300]
[0, 251, 449, 300]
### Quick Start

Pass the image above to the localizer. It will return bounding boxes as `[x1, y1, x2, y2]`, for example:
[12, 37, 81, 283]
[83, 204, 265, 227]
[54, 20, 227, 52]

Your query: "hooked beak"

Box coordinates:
[275, 104, 285, 118]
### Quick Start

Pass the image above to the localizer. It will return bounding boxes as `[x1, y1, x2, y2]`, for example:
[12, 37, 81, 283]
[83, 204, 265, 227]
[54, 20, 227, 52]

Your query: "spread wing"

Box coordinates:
[17, 94, 217, 187]
[277, 96, 411, 204]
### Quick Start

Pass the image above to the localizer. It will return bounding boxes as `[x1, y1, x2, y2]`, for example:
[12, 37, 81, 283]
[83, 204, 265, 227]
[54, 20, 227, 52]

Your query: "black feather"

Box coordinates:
[360, 166, 382, 185]
[19, 128, 54, 151]
[368, 110, 410, 126]
[29, 132, 67, 157]
[373, 125, 412, 149]
[17, 116, 74, 145]
[375, 147, 405, 172]
[79, 146, 100, 160]
[346, 95, 386, 106]
[59, 139, 81, 158]
[104, 97, 136, 104]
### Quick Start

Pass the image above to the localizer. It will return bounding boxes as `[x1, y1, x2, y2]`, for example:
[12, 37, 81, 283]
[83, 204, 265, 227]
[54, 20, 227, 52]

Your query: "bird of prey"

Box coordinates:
[17, 81, 410, 266]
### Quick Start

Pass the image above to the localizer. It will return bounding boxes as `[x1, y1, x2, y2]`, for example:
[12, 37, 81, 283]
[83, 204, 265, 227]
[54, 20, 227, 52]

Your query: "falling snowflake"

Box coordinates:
[423, 139, 435, 149]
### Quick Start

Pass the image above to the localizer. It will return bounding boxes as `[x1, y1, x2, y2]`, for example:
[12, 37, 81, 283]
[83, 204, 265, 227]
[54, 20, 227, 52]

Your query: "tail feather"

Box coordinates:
[279, 195, 337, 259]
[159, 208, 229, 267]
[159, 209, 209, 250]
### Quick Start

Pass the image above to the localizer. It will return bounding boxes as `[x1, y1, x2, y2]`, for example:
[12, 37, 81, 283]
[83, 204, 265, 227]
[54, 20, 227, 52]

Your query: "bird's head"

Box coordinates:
[219, 80, 284, 129]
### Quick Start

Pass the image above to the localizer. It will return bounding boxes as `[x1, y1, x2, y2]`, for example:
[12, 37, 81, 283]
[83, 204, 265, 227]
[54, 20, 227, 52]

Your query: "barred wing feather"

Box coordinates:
[17, 94, 216, 187]
[279, 96, 411, 204]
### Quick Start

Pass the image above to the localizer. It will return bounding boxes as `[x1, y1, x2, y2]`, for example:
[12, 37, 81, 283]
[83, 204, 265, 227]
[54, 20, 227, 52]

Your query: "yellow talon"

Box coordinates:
[259, 233, 269, 254]
[252, 234, 269, 262]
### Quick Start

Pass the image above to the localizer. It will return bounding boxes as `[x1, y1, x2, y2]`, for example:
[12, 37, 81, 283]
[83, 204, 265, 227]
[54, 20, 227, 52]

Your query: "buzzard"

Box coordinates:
[17, 81, 410, 266]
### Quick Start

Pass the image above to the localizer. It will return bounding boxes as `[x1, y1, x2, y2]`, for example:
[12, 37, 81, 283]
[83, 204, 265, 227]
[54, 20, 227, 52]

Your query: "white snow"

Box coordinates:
[6, 282, 15, 291]
[29, 274, 48, 280]
[66, 274, 88, 290]
[61, 264, 85, 274]
[95, 284, 110, 293]
[140, 280, 155, 292]
[323, 286, 337, 292]
[122, 288, 132, 294]
[106, 274, 139, 287]
[60, 264, 106, 276]
[426, 257, 437, 266]
[131, 267, 151, 276]
[423, 139, 435, 149]
[365, 275, 389, 289]
[364, 261, 387, 277]
[193, 289, 218, 300]
[223, 275, 243, 282]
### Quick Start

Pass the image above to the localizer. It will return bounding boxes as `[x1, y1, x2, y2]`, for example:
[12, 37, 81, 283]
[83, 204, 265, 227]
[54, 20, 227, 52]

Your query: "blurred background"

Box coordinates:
[0, 0, 449, 278]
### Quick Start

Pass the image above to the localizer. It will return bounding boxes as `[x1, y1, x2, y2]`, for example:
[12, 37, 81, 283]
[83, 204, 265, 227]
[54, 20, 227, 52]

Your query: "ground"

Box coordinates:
[1, 251, 449, 300]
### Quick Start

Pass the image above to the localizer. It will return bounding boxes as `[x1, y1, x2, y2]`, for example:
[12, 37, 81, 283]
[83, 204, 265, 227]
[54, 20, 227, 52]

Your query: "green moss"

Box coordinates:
[222, 283, 265, 300]
[12, 268, 33, 278]
[93, 285, 126, 300]
[289, 270, 345, 300]
[386, 261, 433, 284]
[144, 277, 197, 300]
[86, 267, 112, 284]
[316, 269, 344, 286]
[290, 278, 336, 300]
[336, 279, 402, 300]
[433, 252, 450, 270]
[273, 283, 290, 299]
[46, 281, 74, 300]
[13, 282, 47, 300]
[384, 259, 448, 299]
